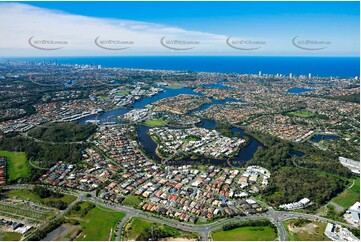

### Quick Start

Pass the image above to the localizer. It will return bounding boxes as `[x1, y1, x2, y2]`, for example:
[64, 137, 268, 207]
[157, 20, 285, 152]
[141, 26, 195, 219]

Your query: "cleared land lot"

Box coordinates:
[122, 195, 142, 207]
[0, 150, 29, 182]
[123, 217, 199, 241]
[331, 177, 360, 209]
[283, 219, 328, 241]
[212, 226, 276, 241]
[64, 201, 126, 241]
[42, 223, 82, 241]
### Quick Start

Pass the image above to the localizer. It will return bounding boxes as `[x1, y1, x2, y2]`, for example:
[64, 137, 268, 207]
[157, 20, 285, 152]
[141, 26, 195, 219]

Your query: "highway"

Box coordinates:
[2, 184, 358, 241]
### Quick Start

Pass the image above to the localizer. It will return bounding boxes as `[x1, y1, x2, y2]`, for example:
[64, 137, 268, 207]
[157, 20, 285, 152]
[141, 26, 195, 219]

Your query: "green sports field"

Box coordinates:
[166, 85, 183, 89]
[0, 150, 29, 182]
[142, 119, 167, 127]
[287, 110, 315, 118]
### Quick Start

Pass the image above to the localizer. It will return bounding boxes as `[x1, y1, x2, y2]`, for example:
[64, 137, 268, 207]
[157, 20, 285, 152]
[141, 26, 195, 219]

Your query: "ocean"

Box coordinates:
[6, 56, 360, 78]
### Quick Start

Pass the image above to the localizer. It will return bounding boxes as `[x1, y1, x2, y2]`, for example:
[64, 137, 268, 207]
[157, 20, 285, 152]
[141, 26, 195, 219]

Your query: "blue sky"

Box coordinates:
[0, 1, 359, 56]
[25, 1, 360, 36]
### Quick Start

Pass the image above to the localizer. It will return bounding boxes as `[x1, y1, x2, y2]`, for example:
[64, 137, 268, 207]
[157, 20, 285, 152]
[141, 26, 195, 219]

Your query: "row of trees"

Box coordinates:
[71, 202, 96, 217]
[222, 219, 277, 232]
[32, 186, 61, 198]
[28, 218, 65, 241]
[32, 186, 67, 210]
[135, 224, 186, 241]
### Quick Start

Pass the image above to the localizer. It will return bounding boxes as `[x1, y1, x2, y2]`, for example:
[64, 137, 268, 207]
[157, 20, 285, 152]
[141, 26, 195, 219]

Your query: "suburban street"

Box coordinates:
[115, 214, 132, 241]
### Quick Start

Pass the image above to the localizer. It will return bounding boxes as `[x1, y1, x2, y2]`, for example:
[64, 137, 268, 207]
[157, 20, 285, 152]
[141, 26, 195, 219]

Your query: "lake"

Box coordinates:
[290, 150, 305, 157]
[311, 134, 339, 142]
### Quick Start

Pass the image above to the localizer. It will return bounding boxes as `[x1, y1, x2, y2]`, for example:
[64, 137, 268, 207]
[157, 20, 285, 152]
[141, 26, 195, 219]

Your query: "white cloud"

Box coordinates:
[1, 3, 352, 57]
[0, 3, 234, 56]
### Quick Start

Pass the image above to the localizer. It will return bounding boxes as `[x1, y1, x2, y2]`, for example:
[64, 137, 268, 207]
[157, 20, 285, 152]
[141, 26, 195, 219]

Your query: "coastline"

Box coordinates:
[5, 56, 360, 78]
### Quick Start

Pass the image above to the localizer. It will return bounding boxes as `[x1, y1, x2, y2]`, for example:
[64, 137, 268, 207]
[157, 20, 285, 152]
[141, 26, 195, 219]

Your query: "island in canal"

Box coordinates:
[150, 94, 211, 114]
[148, 127, 247, 160]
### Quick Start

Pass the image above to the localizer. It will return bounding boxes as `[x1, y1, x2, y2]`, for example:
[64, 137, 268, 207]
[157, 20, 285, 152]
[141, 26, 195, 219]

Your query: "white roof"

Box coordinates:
[350, 201, 360, 212]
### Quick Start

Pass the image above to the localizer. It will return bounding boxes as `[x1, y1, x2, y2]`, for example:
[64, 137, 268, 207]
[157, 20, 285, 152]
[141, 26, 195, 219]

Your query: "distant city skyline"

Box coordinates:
[0, 1, 359, 57]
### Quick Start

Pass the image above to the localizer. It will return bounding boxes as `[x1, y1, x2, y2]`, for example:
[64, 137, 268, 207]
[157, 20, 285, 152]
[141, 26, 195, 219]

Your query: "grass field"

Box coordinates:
[331, 177, 360, 209]
[1, 232, 22, 241]
[117, 89, 130, 95]
[283, 219, 328, 241]
[123, 217, 198, 241]
[142, 119, 168, 127]
[6, 189, 76, 206]
[212, 226, 276, 241]
[6, 189, 41, 203]
[66, 201, 94, 218]
[123, 217, 153, 240]
[185, 136, 200, 143]
[65, 202, 125, 241]
[193, 164, 211, 172]
[43, 193, 77, 205]
[287, 110, 315, 118]
[122, 195, 142, 207]
[0, 150, 29, 182]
